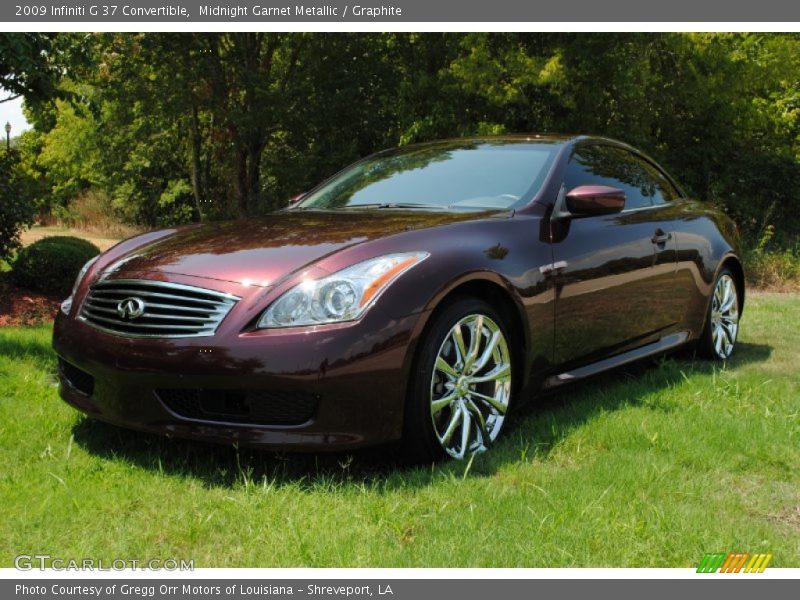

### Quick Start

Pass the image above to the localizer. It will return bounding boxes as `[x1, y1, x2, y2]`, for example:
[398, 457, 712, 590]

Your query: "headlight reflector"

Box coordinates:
[257, 252, 429, 328]
[60, 255, 99, 315]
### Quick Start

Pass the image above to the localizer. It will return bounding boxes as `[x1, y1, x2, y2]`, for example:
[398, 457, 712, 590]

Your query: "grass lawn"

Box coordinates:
[0, 294, 798, 568]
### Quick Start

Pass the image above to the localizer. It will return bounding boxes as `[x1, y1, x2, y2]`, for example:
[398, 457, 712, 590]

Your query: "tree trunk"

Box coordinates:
[189, 103, 203, 222]
[233, 140, 264, 217]
[245, 142, 262, 216]
[233, 147, 249, 218]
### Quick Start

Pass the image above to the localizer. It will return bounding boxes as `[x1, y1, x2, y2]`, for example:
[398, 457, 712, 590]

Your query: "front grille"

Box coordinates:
[157, 389, 319, 426]
[59, 359, 95, 396]
[79, 279, 239, 338]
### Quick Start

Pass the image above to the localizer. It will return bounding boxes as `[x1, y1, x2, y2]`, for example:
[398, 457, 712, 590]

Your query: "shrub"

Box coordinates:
[744, 247, 800, 292]
[742, 225, 800, 292]
[11, 236, 101, 297]
[54, 190, 141, 239]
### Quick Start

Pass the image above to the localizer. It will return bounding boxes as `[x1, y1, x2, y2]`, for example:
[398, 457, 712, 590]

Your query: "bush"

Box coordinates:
[11, 236, 101, 296]
[742, 225, 800, 292]
[744, 247, 800, 292]
[54, 190, 141, 238]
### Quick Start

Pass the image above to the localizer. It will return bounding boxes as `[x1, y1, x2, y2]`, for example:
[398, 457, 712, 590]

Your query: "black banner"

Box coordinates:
[4, 0, 800, 22]
[5, 579, 800, 600]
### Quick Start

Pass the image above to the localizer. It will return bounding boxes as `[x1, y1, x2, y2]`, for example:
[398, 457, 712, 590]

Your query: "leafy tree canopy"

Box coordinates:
[2, 32, 798, 248]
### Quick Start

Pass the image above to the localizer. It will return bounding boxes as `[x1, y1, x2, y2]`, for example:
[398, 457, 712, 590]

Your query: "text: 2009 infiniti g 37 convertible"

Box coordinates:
[53, 136, 744, 461]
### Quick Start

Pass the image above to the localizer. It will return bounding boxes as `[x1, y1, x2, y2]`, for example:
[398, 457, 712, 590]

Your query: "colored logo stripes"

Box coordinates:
[697, 553, 772, 573]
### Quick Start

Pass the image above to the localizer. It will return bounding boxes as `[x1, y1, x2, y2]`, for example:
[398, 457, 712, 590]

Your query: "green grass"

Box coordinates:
[1, 294, 798, 567]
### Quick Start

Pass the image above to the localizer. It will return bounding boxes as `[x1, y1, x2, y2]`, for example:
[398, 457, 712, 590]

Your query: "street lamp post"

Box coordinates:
[4, 122, 10, 150]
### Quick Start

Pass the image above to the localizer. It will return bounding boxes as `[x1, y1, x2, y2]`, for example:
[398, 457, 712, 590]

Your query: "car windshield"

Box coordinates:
[296, 140, 562, 211]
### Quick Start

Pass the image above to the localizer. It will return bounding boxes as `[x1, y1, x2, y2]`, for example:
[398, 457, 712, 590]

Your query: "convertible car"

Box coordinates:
[53, 135, 744, 461]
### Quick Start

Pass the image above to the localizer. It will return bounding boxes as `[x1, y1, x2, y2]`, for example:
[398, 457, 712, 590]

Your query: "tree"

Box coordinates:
[0, 33, 83, 260]
[0, 149, 35, 261]
[0, 34, 60, 105]
[10, 32, 800, 246]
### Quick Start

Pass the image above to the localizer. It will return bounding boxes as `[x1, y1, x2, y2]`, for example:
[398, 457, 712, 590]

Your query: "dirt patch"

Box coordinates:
[0, 278, 61, 327]
[764, 505, 800, 533]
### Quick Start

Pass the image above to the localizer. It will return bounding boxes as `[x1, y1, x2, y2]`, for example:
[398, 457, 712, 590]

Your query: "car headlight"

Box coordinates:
[60, 255, 99, 315]
[257, 252, 429, 329]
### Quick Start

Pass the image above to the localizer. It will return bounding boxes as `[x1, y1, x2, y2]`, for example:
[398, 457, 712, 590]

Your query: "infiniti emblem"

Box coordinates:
[117, 297, 146, 320]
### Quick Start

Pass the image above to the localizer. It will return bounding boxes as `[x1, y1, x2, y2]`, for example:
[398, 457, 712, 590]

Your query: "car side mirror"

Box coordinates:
[565, 185, 625, 216]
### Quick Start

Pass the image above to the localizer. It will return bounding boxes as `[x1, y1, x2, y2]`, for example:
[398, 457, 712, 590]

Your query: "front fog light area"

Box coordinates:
[257, 252, 428, 329]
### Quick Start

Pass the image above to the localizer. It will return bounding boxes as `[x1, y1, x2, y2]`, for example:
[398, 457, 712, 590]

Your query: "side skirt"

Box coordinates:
[543, 331, 690, 388]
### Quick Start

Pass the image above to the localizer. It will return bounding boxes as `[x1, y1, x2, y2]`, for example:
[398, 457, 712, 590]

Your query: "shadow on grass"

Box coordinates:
[508, 341, 773, 455]
[0, 327, 56, 365]
[69, 341, 772, 490]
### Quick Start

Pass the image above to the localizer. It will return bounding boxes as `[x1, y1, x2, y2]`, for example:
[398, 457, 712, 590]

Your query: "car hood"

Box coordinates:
[102, 210, 499, 287]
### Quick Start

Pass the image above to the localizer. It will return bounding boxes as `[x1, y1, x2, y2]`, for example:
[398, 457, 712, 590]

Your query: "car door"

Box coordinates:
[550, 143, 680, 367]
[636, 154, 690, 330]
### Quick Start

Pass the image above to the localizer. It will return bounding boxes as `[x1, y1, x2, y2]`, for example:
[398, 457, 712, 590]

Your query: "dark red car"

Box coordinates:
[53, 136, 744, 461]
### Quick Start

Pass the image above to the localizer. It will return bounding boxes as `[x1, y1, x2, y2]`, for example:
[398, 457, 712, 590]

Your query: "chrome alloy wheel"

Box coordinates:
[710, 273, 739, 359]
[429, 314, 512, 459]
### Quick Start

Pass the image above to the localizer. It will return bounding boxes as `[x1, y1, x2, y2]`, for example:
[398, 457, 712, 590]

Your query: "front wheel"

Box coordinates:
[700, 268, 740, 360]
[402, 298, 513, 462]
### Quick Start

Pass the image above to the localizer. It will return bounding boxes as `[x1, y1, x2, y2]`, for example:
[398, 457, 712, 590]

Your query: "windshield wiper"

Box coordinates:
[341, 202, 449, 210]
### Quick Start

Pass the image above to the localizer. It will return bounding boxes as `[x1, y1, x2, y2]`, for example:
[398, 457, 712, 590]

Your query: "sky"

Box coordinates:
[1, 93, 32, 138]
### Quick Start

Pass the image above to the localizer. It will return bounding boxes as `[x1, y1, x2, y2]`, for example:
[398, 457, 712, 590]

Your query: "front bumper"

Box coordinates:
[52, 288, 423, 451]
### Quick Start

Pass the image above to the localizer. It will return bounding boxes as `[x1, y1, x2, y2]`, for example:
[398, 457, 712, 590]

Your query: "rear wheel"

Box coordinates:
[402, 298, 513, 462]
[700, 268, 740, 360]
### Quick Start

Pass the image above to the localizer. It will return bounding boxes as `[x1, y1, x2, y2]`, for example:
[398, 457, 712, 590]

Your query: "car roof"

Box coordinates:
[372, 134, 635, 155]
[397, 134, 581, 147]
[367, 135, 584, 161]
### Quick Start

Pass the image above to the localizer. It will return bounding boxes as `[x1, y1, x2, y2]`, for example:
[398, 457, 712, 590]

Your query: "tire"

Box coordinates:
[699, 267, 741, 360]
[401, 297, 514, 463]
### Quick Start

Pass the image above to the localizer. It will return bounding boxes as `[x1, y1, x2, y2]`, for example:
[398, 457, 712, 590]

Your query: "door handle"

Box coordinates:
[652, 230, 672, 245]
[539, 260, 568, 275]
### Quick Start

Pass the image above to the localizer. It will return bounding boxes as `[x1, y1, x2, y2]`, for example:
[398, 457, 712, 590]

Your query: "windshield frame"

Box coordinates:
[292, 138, 566, 213]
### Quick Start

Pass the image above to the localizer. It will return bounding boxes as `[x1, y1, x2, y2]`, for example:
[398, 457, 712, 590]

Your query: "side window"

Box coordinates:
[564, 145, 673, 210]
[639, 160, 681, 204]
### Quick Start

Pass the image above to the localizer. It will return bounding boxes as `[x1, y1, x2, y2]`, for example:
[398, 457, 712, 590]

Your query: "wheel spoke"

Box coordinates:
[720, 286, 736, 312]
[472, 330, 501, 373]
[713, 285, 723, 309]
[458, 406, 472, 459]
[440, 407, 462, 446]
[469, 362, 510, 384]
[722, 321, 736, 345]
[721, 333, 732, 356]
[713, 325, 723, 355]
[469, 389, 508, 415]
[430, 392, 458, 415]
[451, 325, 467, 368]
[464, 316, 484, 370]
[465, 397, 490, 447]
[435, 355, 458, 379]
